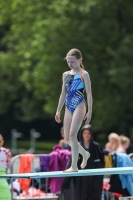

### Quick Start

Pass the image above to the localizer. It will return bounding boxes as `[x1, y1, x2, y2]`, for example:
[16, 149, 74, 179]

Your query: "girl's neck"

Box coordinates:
[71, 66, 82, 74]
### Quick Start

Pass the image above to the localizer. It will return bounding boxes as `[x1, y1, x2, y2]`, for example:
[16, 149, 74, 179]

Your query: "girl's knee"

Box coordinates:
[69, 132, 77, 141]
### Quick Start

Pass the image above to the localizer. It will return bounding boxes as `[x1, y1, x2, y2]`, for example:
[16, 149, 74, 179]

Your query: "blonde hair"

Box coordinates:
[119, 135, 130, 145]
[108, 132, 119, 142]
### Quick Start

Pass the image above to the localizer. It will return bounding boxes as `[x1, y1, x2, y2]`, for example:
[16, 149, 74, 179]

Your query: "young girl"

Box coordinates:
[0, 134, 12, 200]
[55, 48, 92, 172]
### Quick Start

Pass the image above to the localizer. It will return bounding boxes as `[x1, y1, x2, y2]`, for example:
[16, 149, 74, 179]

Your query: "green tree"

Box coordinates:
[0, 0, 133, 138]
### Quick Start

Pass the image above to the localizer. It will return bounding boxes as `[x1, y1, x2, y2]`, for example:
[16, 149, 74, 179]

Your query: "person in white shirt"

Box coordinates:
[0, 134, 12, 200]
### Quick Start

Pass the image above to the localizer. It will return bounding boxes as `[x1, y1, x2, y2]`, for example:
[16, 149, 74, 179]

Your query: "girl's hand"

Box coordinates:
[55, 112, 61, 123]
[84, 111, 91, 124]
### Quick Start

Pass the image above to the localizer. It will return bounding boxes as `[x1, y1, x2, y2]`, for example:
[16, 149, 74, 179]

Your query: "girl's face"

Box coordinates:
[66, 56, 80, 70]
[82, 129, 91, 142]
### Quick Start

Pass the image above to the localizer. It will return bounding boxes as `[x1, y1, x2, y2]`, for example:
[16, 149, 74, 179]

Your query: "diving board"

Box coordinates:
[0, 167, 133, 179]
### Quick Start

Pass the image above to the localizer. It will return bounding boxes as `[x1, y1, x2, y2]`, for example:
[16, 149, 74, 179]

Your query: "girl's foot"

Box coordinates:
[80, 152, 90, 169]
[63, 166, 78, 173]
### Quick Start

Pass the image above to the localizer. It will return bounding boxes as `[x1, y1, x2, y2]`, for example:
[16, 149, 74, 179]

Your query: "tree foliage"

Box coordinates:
[0, 0, 133, 135]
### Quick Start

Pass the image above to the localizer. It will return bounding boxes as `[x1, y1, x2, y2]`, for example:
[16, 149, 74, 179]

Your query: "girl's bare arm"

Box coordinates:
[55, 72, 67, 123]
[83, 71, 93, 123]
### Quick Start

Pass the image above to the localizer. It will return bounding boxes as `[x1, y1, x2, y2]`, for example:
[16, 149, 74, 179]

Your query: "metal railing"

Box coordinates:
[7, 154, 58, 200]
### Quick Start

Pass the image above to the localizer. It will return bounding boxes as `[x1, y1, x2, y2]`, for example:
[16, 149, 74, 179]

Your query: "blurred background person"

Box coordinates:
[105, 132, 120, 153]
[61, 124, 104, 200]
[116, 135, 130, 153]
[0, 134, 12, 200]
[58, 127, 71, 151]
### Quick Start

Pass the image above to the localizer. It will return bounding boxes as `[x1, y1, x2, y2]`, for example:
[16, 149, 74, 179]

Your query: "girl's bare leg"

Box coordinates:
[64, 103, 90, 172]
[63, 107, 73, 144]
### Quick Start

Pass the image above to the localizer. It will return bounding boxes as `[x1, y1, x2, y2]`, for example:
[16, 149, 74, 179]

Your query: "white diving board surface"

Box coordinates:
[0, 167, 133, 179]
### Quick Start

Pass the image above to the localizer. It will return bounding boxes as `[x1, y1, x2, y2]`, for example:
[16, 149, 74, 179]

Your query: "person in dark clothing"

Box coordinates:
[61, 124, 105, 200]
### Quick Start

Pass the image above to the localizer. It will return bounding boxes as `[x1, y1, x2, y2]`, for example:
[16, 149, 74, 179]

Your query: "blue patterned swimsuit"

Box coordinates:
[65, 73, 86, 114]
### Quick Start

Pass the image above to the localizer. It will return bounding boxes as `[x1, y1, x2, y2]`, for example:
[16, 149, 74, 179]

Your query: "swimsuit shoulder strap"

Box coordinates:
[65, 70, 71, 78]
[65, 71, 72, 84]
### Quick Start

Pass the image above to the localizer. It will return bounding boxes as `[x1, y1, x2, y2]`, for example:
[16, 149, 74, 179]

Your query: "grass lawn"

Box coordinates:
[4, 140, 58, 154]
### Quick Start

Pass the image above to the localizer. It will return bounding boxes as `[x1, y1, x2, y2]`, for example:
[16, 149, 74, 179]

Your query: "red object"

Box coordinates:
[102, 183, 121, 197]
[112, 192, 121, 197]
[19, 188, 46, 197]
[102, 184, 110, 190]
[18, 154, 34, 193]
